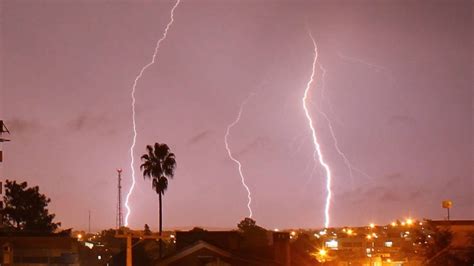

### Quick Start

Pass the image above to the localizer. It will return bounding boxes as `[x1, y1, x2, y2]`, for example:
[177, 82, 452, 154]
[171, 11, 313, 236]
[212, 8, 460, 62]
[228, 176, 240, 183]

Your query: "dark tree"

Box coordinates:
[237, 217, 268, 248]
[237, 217, 258, 232]
[411, 220, 472, 265]
[140, 142, 177, 258]
[1, 180, 60, 233]
[144, 224, 151, 235]
[190, 227, 206, 232]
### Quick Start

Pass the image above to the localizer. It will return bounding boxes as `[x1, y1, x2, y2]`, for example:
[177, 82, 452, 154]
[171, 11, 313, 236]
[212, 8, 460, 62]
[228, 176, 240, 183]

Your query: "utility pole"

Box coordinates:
[116, 169, 123, 228]
[0, 120, 11, 163]
[0, 120, 10, 218]
[115, 228, 132, 266]
[115, 228, 168, 266]
[88, 210, 91, 234]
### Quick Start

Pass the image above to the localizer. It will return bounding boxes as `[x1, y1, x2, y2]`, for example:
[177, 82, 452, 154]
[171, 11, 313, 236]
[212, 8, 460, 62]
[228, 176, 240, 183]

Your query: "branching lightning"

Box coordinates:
[337, 51, 394, 84]
[302, 32, 333, 228]
[124, 0, 181, 227]
[337, 51, 386, 72]
[317, 62, 373, 183]
[224, 96, 253, 218]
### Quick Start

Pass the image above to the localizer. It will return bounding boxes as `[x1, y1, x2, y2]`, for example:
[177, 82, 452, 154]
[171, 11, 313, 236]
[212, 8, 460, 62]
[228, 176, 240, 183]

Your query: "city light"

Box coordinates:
[325, 239, 338, 249]
[319, 248, 327, 256]
[369, 223, 375, 229]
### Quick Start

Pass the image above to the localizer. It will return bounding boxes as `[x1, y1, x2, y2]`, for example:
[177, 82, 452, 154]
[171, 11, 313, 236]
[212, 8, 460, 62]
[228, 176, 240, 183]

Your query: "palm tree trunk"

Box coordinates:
[159, 192, 163, 259]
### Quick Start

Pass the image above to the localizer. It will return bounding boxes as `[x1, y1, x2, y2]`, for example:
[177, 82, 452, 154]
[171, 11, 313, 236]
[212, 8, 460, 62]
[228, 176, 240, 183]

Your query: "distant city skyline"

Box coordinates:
[1, 0, 472, 231]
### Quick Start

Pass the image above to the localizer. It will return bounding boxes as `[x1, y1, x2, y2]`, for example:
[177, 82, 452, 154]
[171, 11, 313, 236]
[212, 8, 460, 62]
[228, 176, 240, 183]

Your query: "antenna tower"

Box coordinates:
[116, 169, 123, 228]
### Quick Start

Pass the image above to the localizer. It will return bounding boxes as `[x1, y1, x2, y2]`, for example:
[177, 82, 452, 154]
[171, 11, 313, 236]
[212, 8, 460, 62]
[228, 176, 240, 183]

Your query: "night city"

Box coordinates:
[0, 0, 472, 265]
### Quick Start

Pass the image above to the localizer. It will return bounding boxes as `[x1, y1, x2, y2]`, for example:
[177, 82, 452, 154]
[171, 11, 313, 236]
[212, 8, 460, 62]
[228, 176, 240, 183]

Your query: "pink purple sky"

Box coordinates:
[1, 0, 472, 231]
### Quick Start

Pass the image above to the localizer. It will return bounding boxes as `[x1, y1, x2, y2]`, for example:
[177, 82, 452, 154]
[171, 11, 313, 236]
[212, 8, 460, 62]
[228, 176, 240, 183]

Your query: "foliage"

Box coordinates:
[237, 217, 268, 248]
[190, 227, 207, 232]
[237, 217, 266, 233]
[1, 180, 60, 233]
[140, 142, 177, 258]
[144, 224, 151, 235]
[140, 143, 177, 196]
[97, 229, 124, 249]
[412, 220, 472, 265]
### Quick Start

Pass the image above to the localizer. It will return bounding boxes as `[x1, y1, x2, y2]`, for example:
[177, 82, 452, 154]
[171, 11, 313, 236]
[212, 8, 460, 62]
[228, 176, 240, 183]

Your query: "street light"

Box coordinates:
[319, 248, 327, 256]
[442, 200, 452, 220]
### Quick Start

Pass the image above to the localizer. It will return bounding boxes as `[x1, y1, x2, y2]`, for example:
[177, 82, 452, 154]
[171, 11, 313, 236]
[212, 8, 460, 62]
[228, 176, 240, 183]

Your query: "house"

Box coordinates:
[429, 220, 474, 247]
[156, 231, 291, 266]
[0, 235, 79, 265]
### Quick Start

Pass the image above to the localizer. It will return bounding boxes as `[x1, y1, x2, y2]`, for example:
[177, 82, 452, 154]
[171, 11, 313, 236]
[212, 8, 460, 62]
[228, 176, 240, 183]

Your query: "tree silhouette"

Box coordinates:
[1, 180, 60, 233]
[144, 224, 151, 235]
[140, 142, 176, 258]
[237, 217, 268, 248]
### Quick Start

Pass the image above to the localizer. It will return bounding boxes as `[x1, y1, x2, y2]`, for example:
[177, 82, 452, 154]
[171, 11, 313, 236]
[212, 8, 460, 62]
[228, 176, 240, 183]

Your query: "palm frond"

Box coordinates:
[152, 176, 168, 195]
[163, 155, 176, 178]
[141, 142, 176, 195]
[155, 143, 170, 160]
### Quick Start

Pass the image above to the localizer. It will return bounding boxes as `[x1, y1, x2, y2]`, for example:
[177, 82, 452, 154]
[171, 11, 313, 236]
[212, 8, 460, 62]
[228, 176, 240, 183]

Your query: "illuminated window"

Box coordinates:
[385, 241, 393, 247]
[325, 239, 338, 249]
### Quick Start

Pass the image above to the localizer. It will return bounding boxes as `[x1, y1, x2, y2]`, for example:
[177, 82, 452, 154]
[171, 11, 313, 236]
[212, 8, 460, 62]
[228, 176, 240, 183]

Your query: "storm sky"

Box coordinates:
[1, 0, 472, 231]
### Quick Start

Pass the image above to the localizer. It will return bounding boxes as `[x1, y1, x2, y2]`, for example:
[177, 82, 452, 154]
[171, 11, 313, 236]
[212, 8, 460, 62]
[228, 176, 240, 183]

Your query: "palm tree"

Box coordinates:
[140, 142, 176, 258]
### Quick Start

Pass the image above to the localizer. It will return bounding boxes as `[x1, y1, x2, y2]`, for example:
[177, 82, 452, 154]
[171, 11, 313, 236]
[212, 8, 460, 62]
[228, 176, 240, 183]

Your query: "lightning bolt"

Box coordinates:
[336, 51, 387, 72]
[337, 51, 394, 85]
[317, 62, 373, 184]
[124, 0, 181, 227]
[302, 32, 333, 228]
[318, 108, 373, 179]
[224, 96, 253, 218]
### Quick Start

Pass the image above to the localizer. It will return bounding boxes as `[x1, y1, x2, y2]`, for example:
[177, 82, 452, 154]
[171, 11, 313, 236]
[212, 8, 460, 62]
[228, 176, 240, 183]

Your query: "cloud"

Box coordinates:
[382, 172, 404, 180]
[338, 174, 427, 204]
[187, 130, 212, 145]
[67, 113, 116, 135]
[388, 115, 417, 127]
[4, 118, 42, 134]
[235, 136, 271, 157]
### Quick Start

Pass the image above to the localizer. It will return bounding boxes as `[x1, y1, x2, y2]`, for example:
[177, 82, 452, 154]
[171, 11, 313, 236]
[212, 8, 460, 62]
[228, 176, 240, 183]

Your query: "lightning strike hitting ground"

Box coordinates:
[124, 0, 181, 227]
[224, 97, 253, 218]
[302, 32, 333, 228]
